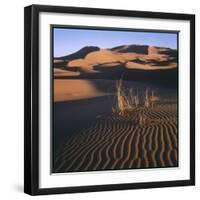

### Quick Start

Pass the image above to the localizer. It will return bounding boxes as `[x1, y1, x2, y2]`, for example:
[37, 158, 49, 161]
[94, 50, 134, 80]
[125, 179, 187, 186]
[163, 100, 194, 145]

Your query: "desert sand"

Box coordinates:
[54, 45, 177, 79]
[52, 44, 178, 173]
[53, 86, 178, 173]
[54, 79, 110, 102]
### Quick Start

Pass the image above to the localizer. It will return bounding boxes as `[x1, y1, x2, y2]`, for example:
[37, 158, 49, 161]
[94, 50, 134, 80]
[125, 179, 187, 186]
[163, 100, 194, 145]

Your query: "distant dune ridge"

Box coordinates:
[55, 46, 100, 61]
[54, 44, 177, 78]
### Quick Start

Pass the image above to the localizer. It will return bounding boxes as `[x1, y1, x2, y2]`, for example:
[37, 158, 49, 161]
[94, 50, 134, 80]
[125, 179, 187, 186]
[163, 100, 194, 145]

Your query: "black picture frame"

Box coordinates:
[24, 4, 195, 195]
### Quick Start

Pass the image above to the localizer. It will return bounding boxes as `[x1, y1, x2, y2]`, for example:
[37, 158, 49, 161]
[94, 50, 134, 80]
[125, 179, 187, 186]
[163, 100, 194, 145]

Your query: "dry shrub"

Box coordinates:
[112, 77, 137, 116]
[112, 77, 160, 120]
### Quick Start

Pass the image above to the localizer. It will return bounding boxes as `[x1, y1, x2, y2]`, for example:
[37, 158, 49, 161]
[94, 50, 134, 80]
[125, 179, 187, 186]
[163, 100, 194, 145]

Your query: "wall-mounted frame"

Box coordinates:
[24, 4, 195, 195]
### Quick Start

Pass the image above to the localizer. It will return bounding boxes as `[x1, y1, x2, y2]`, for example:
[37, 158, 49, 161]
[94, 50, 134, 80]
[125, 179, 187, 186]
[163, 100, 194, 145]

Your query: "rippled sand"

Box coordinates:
[54, 102, 178, 173]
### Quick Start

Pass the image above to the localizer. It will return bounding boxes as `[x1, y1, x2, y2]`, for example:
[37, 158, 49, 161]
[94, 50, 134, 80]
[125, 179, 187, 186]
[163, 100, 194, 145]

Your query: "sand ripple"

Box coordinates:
[54, 103, 178, 173]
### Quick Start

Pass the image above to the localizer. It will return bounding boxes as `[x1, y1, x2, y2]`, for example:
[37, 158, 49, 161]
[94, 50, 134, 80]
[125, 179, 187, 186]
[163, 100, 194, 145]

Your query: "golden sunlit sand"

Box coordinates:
[54, 79, 109, 102]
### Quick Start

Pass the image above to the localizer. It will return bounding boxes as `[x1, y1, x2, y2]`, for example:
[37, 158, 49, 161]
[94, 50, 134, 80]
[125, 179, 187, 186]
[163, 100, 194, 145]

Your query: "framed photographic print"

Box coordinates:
[24, 4, 195, 195]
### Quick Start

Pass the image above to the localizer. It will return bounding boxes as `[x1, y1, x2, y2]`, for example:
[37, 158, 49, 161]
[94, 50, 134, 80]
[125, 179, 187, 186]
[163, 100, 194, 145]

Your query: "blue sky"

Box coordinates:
[53, 28, 178, 57]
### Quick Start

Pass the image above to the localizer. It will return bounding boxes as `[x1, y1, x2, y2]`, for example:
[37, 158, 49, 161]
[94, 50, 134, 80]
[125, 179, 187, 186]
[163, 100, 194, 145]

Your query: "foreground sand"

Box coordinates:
[53, 99, 178, 173]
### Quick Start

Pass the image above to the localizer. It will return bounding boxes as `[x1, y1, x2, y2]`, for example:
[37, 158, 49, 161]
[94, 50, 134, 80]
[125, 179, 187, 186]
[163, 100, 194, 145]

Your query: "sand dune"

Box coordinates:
[53, 79, 163, 102]
[54, 45, 177, 78]
[53, 102, 178, 173]
[54, 68, 80, 77]
[54, 79, 110, 102]
[126, 61, 177, 70]
[66, 48, 176, 71]
[55, 46, 100, 61]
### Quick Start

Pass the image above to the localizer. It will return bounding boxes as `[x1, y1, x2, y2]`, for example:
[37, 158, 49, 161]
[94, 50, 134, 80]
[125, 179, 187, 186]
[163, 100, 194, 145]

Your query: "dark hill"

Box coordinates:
[56, 46, 100, 61]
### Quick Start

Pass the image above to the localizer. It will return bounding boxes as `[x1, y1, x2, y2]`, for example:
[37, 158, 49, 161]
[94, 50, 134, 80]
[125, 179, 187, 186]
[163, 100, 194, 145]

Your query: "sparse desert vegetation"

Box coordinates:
[112, 75, 160, 120]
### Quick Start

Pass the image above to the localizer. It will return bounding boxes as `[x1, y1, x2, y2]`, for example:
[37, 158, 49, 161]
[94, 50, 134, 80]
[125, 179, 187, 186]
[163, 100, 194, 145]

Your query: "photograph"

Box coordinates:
[52, 27, 179, 173]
